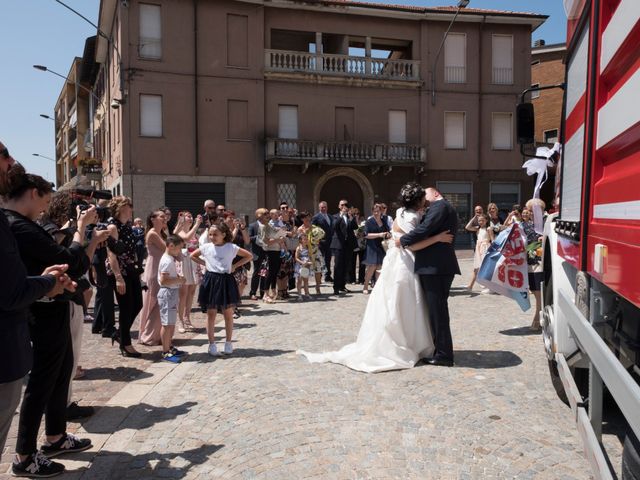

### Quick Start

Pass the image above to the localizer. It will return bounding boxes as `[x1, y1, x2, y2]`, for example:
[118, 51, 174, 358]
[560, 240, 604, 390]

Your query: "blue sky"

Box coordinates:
[0, 0, 565, 183]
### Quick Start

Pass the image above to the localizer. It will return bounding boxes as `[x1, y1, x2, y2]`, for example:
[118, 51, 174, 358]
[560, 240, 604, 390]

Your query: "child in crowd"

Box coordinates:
[294, 234, 312, 300]
[191, 223, 253, 356]
[467, 214, 494, 292]
[157, 235, 187, 363]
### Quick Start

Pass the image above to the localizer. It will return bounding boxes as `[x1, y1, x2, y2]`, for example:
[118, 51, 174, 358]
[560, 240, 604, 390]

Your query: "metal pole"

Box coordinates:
[430, 7, 463, 106]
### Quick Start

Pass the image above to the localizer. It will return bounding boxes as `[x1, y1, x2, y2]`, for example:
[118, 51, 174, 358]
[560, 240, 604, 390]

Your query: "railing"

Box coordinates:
[445, 66, 466, 84]
[267, 139, 425, 164]
[492, 67, 513, 85]
[265, 50, 420, 81]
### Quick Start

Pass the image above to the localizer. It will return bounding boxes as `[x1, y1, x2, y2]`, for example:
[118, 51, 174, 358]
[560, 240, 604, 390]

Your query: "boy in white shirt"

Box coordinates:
[158, 235, 187, 363]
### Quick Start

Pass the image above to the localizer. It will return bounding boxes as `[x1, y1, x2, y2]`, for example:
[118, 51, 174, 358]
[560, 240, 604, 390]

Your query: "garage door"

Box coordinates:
[165, 182, 225, 218]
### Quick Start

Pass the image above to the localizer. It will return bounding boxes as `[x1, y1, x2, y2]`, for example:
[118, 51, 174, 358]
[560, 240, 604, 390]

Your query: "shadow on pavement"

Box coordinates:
[499, 326, 541, 336]
[452, 350, 522, 369]
[245, 309, 289, 317]
[185, 348, 293, 363]
[68, 443, 223, 479]
[82, 401, 198, 433]
[79, 366, 153, 382]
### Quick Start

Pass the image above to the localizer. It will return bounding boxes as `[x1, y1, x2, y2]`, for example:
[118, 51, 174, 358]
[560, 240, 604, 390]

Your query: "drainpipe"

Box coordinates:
[477, 15, 486, 199]
[194, 0, 200, 173]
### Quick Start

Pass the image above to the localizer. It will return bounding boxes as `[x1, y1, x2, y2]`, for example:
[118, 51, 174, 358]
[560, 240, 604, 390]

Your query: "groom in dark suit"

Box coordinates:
[399, 187, 461, 366]
[330, 199, 358, 295]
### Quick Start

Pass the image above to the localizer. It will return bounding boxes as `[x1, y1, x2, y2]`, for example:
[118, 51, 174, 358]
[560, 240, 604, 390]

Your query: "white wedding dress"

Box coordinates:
[298, 208, 434, 372]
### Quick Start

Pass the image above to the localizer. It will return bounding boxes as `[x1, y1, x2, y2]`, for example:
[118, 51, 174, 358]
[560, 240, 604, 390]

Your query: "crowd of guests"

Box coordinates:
[465, 199, 547, 330]
[0, 136, 551, 477]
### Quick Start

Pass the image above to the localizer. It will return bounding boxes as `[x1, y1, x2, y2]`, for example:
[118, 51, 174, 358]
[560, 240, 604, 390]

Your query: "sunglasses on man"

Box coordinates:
[0, 148, 9, 158]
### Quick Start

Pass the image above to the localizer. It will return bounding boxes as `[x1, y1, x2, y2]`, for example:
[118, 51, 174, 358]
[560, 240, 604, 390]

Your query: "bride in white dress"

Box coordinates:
[298, 183, 454, 373]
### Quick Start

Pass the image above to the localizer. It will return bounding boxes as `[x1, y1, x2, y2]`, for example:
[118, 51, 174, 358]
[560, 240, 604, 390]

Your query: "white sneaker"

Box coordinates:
[208, 343, 220, 356]
[480, 288, 492, 294]
[223, 341, 233, 355]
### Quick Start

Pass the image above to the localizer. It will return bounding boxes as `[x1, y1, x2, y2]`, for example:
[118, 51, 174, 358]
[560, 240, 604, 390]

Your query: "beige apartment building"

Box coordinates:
[89, 0, 546, 241]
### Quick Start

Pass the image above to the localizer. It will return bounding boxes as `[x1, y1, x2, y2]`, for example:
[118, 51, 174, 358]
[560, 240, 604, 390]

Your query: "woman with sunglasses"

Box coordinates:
[106, 196, 144, 357]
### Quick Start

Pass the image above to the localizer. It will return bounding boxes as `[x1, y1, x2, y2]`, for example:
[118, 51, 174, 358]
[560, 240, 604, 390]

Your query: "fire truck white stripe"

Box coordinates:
[600, 0, 640, 73]
[597, 67, 640, 148]
[593, 200, 640, 220]
[561, 124, 584, 223]
[566, 27, 589, 117]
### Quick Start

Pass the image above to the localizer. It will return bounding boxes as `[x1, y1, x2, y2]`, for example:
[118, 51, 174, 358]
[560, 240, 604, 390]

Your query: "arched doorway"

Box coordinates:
[320, 176, 363, 215]
[314, 167, 374, 215]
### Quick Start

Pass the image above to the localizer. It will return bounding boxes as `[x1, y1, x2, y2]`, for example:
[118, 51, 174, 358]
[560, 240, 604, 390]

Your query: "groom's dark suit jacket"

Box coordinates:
[400, 199, 461, 275]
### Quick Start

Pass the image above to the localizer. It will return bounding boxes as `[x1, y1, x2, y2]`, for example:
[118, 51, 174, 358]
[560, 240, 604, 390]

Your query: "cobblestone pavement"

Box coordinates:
[2, 255, 601, 479]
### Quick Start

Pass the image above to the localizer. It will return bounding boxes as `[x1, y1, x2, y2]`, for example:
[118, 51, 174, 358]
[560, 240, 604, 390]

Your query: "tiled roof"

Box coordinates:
[292, 0, 547, 18]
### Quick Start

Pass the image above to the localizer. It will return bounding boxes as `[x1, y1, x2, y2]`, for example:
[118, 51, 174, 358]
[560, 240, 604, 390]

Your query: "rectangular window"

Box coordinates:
[140, 94, 163, 137]
[227, 99, 250, 140]
[388, 110, 407, 143]
[276, 183, 297, 209]
[492, 112, 513, 150]
[335, 107, 354, 141]
[227, 14, 249, 67]
[139, 4, 162, 59]
[278, 105, 298, 139]
[490, 182, 520, 217]
[492, 34, 513, 84]
[531, 83, 540, 99]
[444, 33, 466, 83]
[444, 111, 465, 149]
[544, 129, 559, 144]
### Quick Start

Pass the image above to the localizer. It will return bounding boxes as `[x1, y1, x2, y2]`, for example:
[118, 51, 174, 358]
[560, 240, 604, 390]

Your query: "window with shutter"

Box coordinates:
[278, 105, 298, 139]
[444, 33, 466, 83]
[444, 111, 465, 149]
[388, 110, 407, 143]
[140, 94, 163, 137]
[139, 4, 162, 60]
[492, 112, 513, 150]
[492, 34, 513, 84]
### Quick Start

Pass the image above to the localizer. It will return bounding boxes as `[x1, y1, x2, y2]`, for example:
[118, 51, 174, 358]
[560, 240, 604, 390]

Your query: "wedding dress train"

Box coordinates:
[298, 208, 434, 373]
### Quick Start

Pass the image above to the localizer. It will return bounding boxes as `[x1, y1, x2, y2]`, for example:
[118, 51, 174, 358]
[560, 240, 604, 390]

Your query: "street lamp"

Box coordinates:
[32, 153, 56, 162]
[40, 114, 55, 121]
[52, 0, 124, 99]
[430, 0, 470, 105]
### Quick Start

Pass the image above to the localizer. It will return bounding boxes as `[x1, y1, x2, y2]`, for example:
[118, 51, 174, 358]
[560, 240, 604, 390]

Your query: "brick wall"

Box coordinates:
[531, 50, 565, 143]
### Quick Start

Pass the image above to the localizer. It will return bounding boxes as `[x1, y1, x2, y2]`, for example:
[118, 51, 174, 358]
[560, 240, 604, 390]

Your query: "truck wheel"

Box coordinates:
[622, 430, 640, 480]
[547, 358, 569, 405]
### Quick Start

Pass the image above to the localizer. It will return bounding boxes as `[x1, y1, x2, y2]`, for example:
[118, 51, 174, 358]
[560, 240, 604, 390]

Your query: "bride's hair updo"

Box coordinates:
[399, 182, 425, 211]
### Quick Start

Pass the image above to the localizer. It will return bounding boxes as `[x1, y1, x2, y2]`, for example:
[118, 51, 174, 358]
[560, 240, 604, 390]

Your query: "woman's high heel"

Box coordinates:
[111, 331, 120, 346]
[119, 346, 142, 358]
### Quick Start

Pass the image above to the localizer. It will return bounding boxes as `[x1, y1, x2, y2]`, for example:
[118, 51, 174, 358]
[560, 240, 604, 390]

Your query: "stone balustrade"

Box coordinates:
[265, 50, 420, 81]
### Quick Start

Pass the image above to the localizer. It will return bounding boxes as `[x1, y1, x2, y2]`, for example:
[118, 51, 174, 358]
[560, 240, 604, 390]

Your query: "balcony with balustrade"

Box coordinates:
[265, 30, 421, 87]
[265, 138, 426, 174]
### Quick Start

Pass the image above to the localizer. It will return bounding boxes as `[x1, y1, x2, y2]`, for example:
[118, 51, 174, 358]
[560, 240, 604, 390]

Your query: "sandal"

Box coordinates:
[183, 319, 195, 331]
[362, 289, 369, 295]
[73, 366, 86, 380]
[263, 295, 275, 304]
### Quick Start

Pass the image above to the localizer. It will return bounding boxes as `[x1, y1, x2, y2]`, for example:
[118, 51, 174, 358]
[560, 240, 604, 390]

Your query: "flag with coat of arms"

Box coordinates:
[476, 224, 531, 312]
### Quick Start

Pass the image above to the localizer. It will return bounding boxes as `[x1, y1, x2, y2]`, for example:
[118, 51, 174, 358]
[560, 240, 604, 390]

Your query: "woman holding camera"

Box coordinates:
[106, 196, 144, 357]
[2, 165, 108, 475]
[138, 210, 168, 345]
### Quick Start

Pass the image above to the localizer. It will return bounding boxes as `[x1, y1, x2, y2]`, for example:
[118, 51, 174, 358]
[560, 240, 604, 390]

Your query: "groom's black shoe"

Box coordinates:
[426, 358, 454, 367]
[340, 288, 351, 293]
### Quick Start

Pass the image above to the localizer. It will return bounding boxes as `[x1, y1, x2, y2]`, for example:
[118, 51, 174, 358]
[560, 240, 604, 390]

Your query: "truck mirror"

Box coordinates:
[516, 103, 535, 144]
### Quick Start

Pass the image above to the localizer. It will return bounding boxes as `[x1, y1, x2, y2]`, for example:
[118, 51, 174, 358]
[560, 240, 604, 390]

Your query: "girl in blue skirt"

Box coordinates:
[191, 223, 252, 356]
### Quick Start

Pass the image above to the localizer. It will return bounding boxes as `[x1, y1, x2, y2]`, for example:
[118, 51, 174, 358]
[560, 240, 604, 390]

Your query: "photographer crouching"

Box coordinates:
[2, 165, 110, 475]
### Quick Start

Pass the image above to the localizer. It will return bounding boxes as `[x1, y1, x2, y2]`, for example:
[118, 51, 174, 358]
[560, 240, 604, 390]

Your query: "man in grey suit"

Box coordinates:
[399, 187, 461, 366]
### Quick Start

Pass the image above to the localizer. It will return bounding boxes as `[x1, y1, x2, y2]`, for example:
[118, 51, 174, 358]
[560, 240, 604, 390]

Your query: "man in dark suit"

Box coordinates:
[399, 187, 461, 366]
[248, 211, 266, 300]
[331, 199, 358, 295]
[312, 201, 334, 281]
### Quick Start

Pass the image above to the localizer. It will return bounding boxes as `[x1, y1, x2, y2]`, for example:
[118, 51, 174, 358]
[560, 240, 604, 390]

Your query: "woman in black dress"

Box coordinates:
[106, 196, 143, 357]
[362, 203, 390, 294]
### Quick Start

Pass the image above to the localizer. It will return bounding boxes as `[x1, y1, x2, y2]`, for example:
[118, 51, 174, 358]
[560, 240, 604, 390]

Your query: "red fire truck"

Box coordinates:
[517, 0, 639, 478]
